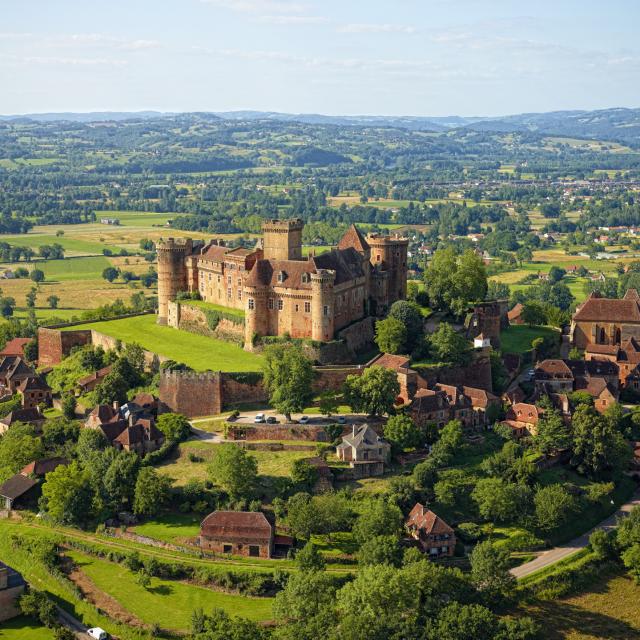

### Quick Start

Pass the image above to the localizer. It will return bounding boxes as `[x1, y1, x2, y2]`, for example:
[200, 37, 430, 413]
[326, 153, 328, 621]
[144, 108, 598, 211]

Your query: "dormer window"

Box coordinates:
[301, 272, 310, 284]
[277, 271, 286, 283]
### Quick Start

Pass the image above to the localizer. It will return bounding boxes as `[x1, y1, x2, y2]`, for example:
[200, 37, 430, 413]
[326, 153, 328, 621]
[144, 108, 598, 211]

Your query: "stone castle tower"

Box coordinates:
[262, 218, 304, 260]
[311, 269, 336, 342]
[156, 238, 194, 325]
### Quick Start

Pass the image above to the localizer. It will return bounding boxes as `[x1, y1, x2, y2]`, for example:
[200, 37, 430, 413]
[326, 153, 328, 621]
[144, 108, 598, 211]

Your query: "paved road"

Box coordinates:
[57, 605, 88, 639]
[511, 488, 640, 579]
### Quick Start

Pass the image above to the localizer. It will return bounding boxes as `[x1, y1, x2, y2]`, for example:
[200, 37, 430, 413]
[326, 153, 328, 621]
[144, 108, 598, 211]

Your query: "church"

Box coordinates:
[157, 219, 408, 348]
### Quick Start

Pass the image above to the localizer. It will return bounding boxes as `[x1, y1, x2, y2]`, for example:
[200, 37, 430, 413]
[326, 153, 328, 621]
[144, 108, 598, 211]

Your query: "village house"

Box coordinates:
[0, 562, 25, 622]
[0, 338, 31, 358]
[17, 376, 52, 410]
[506, 303, 524, 326]
[199, 510, 292, 558]
[0, 407, 45, 435]
[405, 503, 456, 558]
[501, 402, 543, 438]
[76, 365, 113, 394]
[335, 424, 391, 478]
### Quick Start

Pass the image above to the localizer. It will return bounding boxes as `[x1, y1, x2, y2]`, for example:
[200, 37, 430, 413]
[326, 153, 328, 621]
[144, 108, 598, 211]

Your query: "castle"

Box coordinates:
[157, 219, 409, 348]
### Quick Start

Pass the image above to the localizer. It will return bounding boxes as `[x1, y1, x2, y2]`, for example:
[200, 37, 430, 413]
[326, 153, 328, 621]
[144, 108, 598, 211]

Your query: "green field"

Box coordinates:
[132, 512, 201, 544]
[65, 314, 262, 372]
[182, 299, 246, 319]
[0, 616, 55, 640]
[66, 550, 274, 628]
[500, 325, 559, 354]
[0, 233, 118, 256]
[94, 210, 179, 227]
[38, 256, 112, 281]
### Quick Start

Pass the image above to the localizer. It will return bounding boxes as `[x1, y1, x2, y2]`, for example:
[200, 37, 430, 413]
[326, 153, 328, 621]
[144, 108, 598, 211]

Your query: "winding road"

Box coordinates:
[511, 488, 640, 578]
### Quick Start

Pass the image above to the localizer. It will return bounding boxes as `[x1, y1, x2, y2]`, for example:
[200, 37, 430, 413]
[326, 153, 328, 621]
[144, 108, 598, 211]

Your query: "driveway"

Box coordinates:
[511, 488, 640, 579]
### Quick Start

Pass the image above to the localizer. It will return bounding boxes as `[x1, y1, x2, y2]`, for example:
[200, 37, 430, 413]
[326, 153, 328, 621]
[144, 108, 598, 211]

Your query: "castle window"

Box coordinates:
[301, 272, 310, 284]
[323, 305, 329, 316]
[248, 298, 255, 310]
[304, 301, 311, 313]
[208, 273, 211, 281]
[278, 299, 284, 311]
[277, 271, 286, 283]
[238, 290, 242, 301]
[227, 276, 232, 286]
[268, 298, 274, 310]
[227, 288, 232, 299]
[295, 304, 299, 312]
[217, 275, 221, 283]
[238, 278, 242, 287]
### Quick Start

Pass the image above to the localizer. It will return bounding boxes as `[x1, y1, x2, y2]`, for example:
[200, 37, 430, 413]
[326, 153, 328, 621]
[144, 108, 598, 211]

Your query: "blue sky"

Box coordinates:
[1, 0, 639, 116]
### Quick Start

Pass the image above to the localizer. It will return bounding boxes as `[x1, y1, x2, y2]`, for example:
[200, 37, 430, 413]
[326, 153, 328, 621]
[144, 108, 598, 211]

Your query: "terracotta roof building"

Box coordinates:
[0, 338, 30, 358]
[406, 503, 456, 557]
[200, 511, 276, 558]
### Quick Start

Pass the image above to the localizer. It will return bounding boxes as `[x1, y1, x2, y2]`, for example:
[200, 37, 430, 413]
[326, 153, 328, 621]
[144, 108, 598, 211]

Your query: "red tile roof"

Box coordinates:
[20, 457, 68, 477]
[406, 503, 454, 535]
[0, 338, 30, 357]
[573, 294, 640, 322]
[200, 511, 273, 542]
[338, 224, 369, 253]
[370, 353, 411, 371]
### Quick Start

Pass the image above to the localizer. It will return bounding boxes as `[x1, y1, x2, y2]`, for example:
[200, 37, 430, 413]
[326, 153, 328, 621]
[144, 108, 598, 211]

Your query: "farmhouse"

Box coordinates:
[405, 503, 456, 557]
[199, 510, 292, 558]
[157, 219, 408, 347]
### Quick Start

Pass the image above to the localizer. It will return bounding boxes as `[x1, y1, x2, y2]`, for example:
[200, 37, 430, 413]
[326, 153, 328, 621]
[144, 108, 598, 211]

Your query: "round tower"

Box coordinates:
[311, 269, 336, 342]
[244, 284, 269, 350]
[156, 238, 191, 325]
[367, 233, 409, 305]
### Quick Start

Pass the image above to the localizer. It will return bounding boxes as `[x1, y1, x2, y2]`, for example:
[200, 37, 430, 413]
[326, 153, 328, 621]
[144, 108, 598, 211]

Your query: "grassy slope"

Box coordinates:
[0, 616, 55, 640]
[65, 314, 262, 372]
[66, 549, 274, 628]
[500, 325, 559, 354]
[182, 299, 245, 319]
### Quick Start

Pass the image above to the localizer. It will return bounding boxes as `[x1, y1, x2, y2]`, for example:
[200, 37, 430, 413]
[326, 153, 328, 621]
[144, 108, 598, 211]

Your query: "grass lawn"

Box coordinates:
[132, 512, 201, 544]
[158, 440, 311, 486]
[65, 314, 262, 372]
[0, 233, 118, 256]
[66, 550, 274, 628]
[523, 570, 640, 639]
[0, 616, 55, 639]
[182, 298, 245, 319]
[500, 325, 559, 354]
[38, 256, 112, 281]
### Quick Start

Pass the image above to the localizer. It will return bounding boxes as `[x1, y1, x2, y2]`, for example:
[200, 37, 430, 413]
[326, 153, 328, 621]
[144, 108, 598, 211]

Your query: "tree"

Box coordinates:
[388, 300, 424, 351]
[486, 280, 510, 300]
[375, 317, 407, 354]
[427, 322, 472, 365]
[358, 534, 402, 567]
[318, 390, 340, 417]
[383, 414, 423, 450]
[40, 461, 93, 525]
[515, 246, 533, 266]
[343, 366, 399, 417]
[430, 419, 464, 467]
[548, 266, 566, 283]
[571, 404, 631, 478]
[61, 394, 77, 419]
[75, 427, 108, 463]
[290, 458, 318, 490]
[262, 343, 314, 421]
[534, 484, 577, 532]
[30, 269, 45, 283]
[25, 287, 37, 308]
[156, 412, 191, 441]
[191, 608, 268, 640]
[103, 450, 140, 510]
[102, 266, 120, 282]
[621, 544, 640, 584]
[472, 478, 531, 524]
[534, 408, 571, 455]
[136, 569, 151, 590]
[617, 505, 640, 549]
[0, 424, 45, 483]
[134, 467, 171, 516]
[352, 499, 403, 543]
[46, 295, 59, 309]
[430, 602, 499, 640]
[424, 247, 488, 317]
[208, 444, 257, 500]
[469, 540, 516, 602]
[521, 301, 547, 326]
[295, 542, 325, 572]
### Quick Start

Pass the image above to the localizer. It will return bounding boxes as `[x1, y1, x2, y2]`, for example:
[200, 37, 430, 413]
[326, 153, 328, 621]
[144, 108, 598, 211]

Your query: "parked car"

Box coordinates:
[298, 415, 310, 424]
[254, 413, 266, 424]
[88, 629, 109, 640]
[526, 369, 535, 380]
[337, 416, 346, 424]
[266, 416, 278, 424]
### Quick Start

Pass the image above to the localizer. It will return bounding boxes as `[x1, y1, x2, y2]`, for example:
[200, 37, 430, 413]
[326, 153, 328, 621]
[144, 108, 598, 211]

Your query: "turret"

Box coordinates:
[311, 269, 336, 342]
[262, 219, 304, 261]
[156, 238, 192, 325]
[244, 283, 269, 350]
[367, 233, 409, 306]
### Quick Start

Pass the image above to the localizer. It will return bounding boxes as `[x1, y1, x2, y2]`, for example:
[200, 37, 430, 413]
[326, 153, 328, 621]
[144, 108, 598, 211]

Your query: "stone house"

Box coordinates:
[199, 511, 277, 558]
[405, 503, 456, 558]
[17, 376, 52, 410]
[335, 424, 391, 478]
[0, 562, 25, 622]
[501, 403, 543, 438]
[534, 359, 575, 394]
[77, 365, 113, 393]
[0, 407, 45, 435]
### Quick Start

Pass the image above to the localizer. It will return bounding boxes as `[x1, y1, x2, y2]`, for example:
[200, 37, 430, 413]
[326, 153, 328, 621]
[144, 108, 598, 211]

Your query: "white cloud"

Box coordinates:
[338, 23, 416, 34]
[2, 54, 128, 67]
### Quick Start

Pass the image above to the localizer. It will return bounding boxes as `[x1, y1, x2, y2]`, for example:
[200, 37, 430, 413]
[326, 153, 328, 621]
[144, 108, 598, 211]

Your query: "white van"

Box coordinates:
[87, 628, 109, 640]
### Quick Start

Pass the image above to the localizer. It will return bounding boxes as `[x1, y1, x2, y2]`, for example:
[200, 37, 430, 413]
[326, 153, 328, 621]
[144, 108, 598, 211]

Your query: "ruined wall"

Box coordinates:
[38, 328, 92, 367]
[222, 374, 268, 406]
[312, 366, 363, 393]
[413, 350, 493, 392]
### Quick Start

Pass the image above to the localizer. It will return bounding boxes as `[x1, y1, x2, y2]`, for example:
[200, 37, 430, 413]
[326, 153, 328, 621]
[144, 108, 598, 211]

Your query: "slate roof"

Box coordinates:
[18, 376, 51, 392]
[200, 511, 273, 541]
[337, 424, 385, 449]
[406, 503, 454, 535]
[0, 473, 37, 500]
[20, 457, 68, 477]
[0, 408, 43, 427]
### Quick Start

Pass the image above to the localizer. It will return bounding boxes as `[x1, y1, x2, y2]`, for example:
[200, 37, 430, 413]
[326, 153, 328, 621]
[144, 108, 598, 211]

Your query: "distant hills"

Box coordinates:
[1, 107, 639, 145]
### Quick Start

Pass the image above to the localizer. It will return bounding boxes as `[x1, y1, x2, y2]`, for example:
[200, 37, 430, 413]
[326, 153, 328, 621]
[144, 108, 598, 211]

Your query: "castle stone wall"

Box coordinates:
[38, 328, 92, 367]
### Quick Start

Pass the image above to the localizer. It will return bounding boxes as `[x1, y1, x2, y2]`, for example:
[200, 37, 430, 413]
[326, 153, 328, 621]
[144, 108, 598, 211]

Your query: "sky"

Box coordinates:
[1, 0, 639, 117]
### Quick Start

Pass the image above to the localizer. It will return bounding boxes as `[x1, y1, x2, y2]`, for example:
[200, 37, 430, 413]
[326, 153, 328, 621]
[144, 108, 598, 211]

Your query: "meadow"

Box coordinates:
[500, 325, 559, 354]
[66, 314, 262, 372]
[0, 616, 55, 640]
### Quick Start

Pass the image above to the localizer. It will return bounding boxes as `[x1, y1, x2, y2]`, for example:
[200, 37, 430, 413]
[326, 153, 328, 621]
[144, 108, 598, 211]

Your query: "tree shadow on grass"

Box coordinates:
[148, 583, 173, 596]
[529, 600, 640, 640]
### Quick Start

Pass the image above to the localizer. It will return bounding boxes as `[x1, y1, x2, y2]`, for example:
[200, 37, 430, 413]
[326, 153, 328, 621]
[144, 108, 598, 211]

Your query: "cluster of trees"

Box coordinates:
[102, 265, 158, 287]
